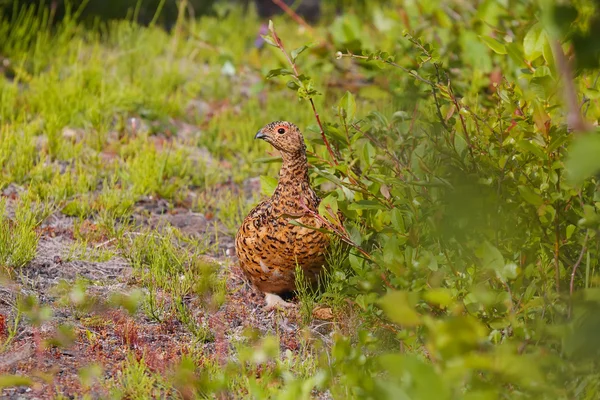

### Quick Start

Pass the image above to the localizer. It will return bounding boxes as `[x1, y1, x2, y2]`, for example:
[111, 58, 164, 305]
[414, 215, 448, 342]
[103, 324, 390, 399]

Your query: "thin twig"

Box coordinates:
[340, 51, 474, 163]
[570, 231, 589, 297]
[95, 238, 117, 249]
[551, 40, 592, 133]
[338, 52, 434, 86]
[270, 0, 314, 35]
[268, 22, 338, 164]
[432, 63, 450, 133]
[297, 198, 373, 262]
[554, 166, 561, 293]
[270, 0, 336, 56]
[447, 81, 475, 161]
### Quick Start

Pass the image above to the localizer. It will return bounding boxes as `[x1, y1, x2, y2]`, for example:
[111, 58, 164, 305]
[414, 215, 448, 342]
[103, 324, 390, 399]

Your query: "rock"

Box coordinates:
[312, 306, 334, 320]
[62, 127, 83, 142]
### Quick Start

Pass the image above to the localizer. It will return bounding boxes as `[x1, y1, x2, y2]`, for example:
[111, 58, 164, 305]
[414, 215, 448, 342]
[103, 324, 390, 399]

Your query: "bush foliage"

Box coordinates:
[257, 0, 600, 397]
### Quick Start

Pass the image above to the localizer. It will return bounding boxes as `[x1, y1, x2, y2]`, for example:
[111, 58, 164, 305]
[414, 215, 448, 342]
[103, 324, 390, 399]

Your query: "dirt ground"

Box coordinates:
[0, 181, 333, 399]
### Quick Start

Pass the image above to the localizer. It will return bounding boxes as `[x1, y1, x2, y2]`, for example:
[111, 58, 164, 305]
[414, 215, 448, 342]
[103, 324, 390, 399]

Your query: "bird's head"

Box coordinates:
[255, 121, 306, 155]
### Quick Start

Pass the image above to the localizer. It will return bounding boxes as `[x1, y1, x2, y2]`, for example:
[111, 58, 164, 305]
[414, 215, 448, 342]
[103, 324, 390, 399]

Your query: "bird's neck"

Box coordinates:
[273, 151, 311, 202]
[278, 151, 310, 187]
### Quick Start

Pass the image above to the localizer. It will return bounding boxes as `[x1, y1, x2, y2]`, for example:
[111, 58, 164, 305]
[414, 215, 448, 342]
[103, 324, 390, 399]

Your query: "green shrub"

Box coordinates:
[257, 0, 600, 396]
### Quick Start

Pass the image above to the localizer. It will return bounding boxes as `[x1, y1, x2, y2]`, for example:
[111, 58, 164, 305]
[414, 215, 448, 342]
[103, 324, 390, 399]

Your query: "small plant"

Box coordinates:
[109, 354, 164, 399]
[124, 227, 225, 340]
[52, 277, 100, 319]
[294, 264, 319, 325]
[0, 303, 22, 353]
[0, 198, 49, 273]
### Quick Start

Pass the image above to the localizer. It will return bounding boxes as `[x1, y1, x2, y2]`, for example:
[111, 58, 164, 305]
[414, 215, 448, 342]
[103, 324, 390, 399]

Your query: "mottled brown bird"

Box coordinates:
[235, 121, 329, 309]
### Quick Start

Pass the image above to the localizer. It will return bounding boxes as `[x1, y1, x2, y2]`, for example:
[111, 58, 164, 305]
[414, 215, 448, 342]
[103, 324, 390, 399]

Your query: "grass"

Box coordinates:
[0, 198, 50, 273]
[108, 354, 167, 399]
[123, 226, 224, 340]
[0, 303, 21, 353]
[1, 4, 309, 395]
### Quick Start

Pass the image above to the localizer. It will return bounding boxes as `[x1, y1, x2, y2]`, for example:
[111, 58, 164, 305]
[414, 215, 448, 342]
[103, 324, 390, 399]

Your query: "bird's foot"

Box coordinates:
[264, 293, 293, 311]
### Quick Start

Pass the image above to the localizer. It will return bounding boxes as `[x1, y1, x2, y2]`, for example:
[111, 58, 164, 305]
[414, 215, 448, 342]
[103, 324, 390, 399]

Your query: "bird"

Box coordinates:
[235, 121, 330, 309]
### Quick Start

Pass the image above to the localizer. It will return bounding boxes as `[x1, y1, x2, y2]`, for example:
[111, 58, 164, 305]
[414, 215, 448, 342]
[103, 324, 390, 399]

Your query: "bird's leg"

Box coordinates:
[264, 293, 293, 310]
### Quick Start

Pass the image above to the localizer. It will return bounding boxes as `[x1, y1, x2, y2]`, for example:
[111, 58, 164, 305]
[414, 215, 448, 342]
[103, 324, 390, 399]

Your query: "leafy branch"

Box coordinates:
[337, 43, 476, 162]
[297, 198, 372, 261]
[261, 21, 339, 165]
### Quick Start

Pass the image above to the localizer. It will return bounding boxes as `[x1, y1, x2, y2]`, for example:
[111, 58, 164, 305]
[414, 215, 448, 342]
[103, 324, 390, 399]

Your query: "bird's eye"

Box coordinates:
[277, 127, 286, 134]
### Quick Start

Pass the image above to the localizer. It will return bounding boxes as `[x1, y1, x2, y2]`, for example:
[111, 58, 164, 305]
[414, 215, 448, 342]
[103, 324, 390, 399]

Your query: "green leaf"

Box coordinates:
[476, 242, 518, 281]
[381, 234, 405, 271]
[565, 132, 600, 185]
[291, 45, 309, 62]
[378, 354, 450, 400]
[0, 375, 32, 389]
[517, 139, 547, 159]
[259, 175, 278, 196]
[542, 35, 556, 75]
[477, 241, 504, 271]
[420, 250, 438, 271]
[286, 80, 300, 91]
[547, 133, 569, 153]
[312, 168, 344, 186]
[379, 291, 421, 326]
[265, 68, 294, 79]
[359, 140, 376, 169]
[480, 36, 507, 54]
[529, 75, 554, 99]
[518, 185, 544, 206]
[338, 91, 356, 121]
[499, 262, 518, 280]
[109, 289, 143, 315]
[506, 42, 525, 66]
[318, 194, 339, 219]
[523, 23, 546, 61]
[579, 204, 600, 228]
[79, 364, 103, 389]
[287, 219, 330, 233]
[260, 34, 278, 48]
[423, 288, 453, 308]
[390, 208, 405, 232]
[566, 224, 576, 240]
[427, 316, 488, 358]
[348, 200, 386, 210]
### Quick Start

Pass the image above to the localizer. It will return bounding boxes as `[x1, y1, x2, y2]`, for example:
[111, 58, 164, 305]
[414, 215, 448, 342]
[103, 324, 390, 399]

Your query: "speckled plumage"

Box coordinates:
[235, 121, 329, 305]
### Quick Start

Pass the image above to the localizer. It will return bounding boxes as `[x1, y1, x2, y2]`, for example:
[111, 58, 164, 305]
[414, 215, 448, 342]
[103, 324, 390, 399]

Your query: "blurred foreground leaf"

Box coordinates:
[0, 375, 32, 389]
[565, 132, 600, 185]
[379, 291, 421, 326]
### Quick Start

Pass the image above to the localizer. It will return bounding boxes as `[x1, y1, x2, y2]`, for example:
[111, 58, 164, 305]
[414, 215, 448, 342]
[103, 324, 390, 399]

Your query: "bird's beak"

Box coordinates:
[255, 130, 267, 140]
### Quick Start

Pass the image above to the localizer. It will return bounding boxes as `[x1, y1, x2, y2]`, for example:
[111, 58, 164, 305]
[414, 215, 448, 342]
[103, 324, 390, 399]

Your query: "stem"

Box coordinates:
[298, 198, 373, 262]
[340, 51, 476, 162]
[308, 98, 338, 165]
[550, 40, 591, 133]
[447, 81, 475, 161]
[270, 0, 314, 35]
[554, 167, 561, 293]
[268, 22, 338, 164]
[338, 52, 434, 86]
[432, 63, 450, 133]
[570, 231, 589, 297]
